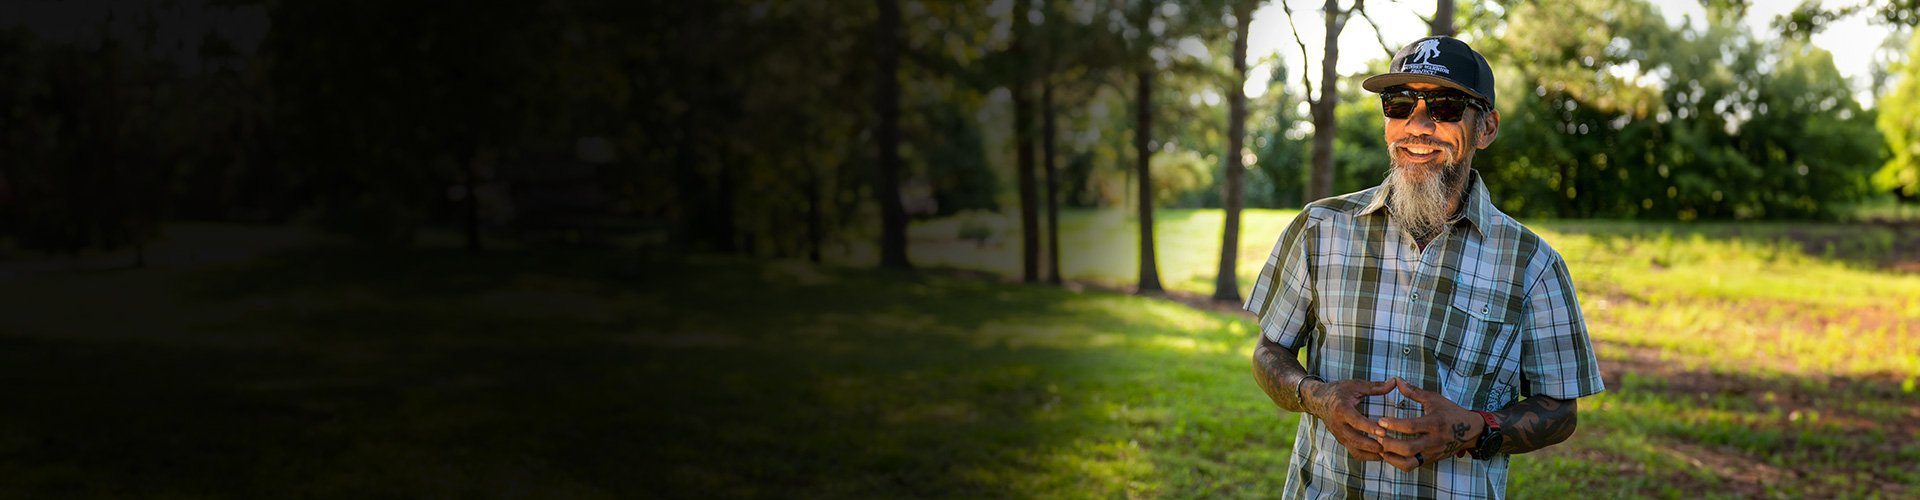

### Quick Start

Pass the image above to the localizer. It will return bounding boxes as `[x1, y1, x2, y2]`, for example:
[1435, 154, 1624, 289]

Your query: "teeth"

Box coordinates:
[1407, 147, 1436, 154]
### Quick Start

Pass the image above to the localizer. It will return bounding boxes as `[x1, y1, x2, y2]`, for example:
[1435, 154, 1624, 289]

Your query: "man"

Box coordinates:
[1245, 36, 1604, 498]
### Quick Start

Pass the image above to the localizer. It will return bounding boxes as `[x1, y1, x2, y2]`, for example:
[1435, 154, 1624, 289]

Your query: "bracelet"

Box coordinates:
[1293, 375, 1325, 411]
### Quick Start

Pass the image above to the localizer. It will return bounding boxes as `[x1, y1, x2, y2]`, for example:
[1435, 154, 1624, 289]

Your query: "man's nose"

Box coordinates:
[1404, 100, 1437, 136]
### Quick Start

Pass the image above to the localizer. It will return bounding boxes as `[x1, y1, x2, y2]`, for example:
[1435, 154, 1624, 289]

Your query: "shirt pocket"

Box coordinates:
[1435, 284, 1523, 410]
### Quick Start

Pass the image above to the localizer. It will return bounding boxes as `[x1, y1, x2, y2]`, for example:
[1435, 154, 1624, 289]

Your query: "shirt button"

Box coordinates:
[1412, 292, 1420, 301]
[1482, 305, 1490, 314]
[1402, 346, 1412, 355]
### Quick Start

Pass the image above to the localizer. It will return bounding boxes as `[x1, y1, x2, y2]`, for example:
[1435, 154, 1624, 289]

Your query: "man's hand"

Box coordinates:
[1373, 378, 1482, 471]
[1301, 377, 1399, 461]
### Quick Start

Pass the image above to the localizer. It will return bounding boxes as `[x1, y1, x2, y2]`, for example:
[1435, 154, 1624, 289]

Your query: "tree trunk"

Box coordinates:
[715, 146, 737, 253]
[1042, 72, 1062, 285]
[1135, 68, 1163, 294]
[464, 148, 482, 252]
[1430, 0, 1455, 36]
[874, 0, 911, 270]
[806, 154, 823, 263]
[1306, 0, 1342, 203]
[1013, 0, 1039, 283]
[1215, 3, 1252, 303]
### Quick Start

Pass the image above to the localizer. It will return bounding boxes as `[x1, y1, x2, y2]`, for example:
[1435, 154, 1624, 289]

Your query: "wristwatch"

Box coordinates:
[1469, 410, 1502, 460]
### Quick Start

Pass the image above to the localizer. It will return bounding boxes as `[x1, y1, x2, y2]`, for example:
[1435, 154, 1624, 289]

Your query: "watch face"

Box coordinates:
[1472, 425, 1502, 459]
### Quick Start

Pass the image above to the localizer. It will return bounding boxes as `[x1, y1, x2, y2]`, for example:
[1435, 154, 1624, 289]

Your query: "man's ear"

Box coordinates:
[1475, 110, 1500, 149]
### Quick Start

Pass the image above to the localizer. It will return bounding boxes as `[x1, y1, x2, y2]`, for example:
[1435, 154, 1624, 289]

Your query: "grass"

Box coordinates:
[0, 212, 1914, 497]
[890, 208, 1920, 496]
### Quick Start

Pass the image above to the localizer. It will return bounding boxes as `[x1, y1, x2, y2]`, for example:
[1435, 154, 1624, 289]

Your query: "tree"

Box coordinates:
[875, 0, 912, 270]
[1875, 30, 1920, 198]
[1214, 0, 1258, 303]
[1428, 0, 1456, 36]
[1014, 0, 1042, 283]
[1132, 0, 1165, 295]
[268, 0, 563, 248]
[1282, 0, 1380, 203]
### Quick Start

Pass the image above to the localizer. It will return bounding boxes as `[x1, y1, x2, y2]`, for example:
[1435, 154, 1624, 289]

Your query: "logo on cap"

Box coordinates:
[1403, 39, 1449, 75]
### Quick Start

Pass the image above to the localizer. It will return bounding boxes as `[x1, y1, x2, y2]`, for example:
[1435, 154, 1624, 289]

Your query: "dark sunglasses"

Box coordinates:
[1379, 89, 1489, 122]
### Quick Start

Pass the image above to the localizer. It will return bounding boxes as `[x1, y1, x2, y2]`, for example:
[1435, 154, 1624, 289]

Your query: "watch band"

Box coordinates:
[1469, 410, 1502, 460]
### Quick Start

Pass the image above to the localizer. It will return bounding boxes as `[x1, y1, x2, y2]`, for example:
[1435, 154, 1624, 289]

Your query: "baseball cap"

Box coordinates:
[1361, 36, 1496, 107]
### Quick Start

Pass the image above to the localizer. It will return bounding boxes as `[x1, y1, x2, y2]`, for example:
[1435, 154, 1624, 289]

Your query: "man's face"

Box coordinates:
[1380, 82, 1498, 239]
[1382, 82, 1497, 182]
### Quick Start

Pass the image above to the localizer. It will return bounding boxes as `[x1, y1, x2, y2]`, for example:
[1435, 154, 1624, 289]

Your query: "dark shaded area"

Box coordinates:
[0, 244, 1283, 496]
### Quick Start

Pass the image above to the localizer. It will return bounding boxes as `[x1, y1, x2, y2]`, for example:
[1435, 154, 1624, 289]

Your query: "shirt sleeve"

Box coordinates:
[1518, 255, 1606, 399]
[1243, 211, 1317, 349]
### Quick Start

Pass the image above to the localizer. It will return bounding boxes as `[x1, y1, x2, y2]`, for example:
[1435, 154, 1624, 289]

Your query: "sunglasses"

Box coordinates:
[1379, 89, 1490, 122]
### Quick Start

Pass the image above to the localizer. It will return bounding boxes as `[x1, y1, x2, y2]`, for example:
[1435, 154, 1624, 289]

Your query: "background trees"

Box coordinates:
[0, 0, 1906, 282]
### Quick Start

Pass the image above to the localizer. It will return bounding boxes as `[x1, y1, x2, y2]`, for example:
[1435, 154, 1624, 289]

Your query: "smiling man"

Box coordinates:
[1245, 36, 1605, 498]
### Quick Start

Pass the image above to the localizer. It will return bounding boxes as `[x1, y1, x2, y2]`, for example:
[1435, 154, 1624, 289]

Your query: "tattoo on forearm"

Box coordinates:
[1444, 421, 1470, 454]
[1252, 342, 1312, 414]
[1497, 396, 1578, 454]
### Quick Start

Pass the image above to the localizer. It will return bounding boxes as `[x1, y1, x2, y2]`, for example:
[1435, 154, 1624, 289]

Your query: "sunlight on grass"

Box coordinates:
[890, 209, 1920, 496]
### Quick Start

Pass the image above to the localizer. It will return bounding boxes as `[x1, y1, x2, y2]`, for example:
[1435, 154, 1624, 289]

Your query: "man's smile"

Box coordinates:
[1396, 142, 1451, 163]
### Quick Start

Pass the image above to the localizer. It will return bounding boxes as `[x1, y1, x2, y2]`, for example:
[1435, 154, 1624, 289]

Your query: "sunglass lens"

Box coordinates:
[1427, 97, 1466, 122]
[1382, 95, 1417, 119]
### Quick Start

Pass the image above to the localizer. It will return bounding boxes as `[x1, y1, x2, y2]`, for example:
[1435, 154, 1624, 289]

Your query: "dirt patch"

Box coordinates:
[1597, 341, 1917, 496]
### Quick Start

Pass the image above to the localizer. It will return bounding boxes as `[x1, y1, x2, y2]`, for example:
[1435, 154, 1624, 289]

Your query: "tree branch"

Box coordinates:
[1279, 0, 1317, 103]
[1354, 2, 1396, 61]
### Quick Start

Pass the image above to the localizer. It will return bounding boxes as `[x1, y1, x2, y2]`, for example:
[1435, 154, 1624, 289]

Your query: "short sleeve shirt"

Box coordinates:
[1243, 170, 1605, 499]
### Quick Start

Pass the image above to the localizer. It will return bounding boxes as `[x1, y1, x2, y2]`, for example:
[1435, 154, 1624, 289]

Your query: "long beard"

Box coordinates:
[1387, 140, 1470, 242]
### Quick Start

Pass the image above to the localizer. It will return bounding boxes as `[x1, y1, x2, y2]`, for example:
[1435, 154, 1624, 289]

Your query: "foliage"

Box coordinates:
[1876, 30, 1920, 198]
[1473, 0, 1880, 220]
[0, 27, 174, 256]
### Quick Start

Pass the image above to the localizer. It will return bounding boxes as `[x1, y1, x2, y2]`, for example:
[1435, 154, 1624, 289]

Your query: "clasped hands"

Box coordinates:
[1299, 376, 1483, 471]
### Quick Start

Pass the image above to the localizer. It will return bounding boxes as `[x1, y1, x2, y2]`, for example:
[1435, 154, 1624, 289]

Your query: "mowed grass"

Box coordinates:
[902, 208, 1920, 496]
[0, 233, 1302, 497]
[1, 212, 1915, 497]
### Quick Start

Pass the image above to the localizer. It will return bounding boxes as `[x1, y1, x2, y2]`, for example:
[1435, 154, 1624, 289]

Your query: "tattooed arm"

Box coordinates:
[1375, 379, 1581, 470]
[1251, 336, 1315, 413]
[1253, 335, 1396, 460]
[1491, 394, 1578, 454]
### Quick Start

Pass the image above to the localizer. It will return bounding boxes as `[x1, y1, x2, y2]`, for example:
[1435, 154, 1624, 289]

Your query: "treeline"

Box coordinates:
[0, 0, 1911, 274]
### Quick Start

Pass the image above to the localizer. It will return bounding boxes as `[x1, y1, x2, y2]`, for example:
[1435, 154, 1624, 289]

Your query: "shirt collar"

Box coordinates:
[1359, 168, 1495, 238]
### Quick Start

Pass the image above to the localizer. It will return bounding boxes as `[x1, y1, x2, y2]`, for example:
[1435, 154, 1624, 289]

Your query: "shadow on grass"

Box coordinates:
[1536, 219, 1920, 273]
[0, 246, 1297, 497]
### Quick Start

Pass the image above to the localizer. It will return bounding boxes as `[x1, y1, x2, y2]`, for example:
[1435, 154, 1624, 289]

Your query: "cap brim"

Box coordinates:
[1361, 74, 1492, 104]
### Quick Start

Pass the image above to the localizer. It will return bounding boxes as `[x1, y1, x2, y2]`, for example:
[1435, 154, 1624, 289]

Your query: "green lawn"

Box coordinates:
[0, 214, 1914, 497]
[897, 208, 1920, 496]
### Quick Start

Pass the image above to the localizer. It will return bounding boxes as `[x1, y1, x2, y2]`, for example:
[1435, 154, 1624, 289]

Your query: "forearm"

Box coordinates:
[1251, 337, 1316, 414]
[1490, 395, 1578, 454]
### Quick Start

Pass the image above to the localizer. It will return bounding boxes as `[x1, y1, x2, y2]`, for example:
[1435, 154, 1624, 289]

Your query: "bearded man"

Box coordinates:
[1245, 36, 1605, 498]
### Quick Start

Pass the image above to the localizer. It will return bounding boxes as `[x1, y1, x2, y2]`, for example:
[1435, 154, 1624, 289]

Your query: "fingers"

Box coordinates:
[1381, 452, 1419, 471]
[1330, 405, 1387, 438]
[1330, 424, 1385, 455]
[1373, 431, 1434, 457]
[1394, 378, 1440, 405]
[1354, 377, 1400, 397]
[1375, 413, 1437, 435]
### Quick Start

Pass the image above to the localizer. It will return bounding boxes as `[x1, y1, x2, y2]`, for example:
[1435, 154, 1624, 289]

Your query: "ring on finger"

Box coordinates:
[1414, 452, 1425, 465]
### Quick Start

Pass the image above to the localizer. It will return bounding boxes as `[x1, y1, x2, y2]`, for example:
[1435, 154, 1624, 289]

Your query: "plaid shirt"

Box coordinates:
[1245, 171, 1605, 499]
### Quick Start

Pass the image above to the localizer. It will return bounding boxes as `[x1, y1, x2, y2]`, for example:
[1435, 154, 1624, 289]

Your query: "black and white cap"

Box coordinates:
[1361, 36, 1496, 107]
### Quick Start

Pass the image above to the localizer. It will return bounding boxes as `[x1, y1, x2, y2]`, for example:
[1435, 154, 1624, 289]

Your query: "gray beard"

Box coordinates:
[1387, 143, 1469, 243]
